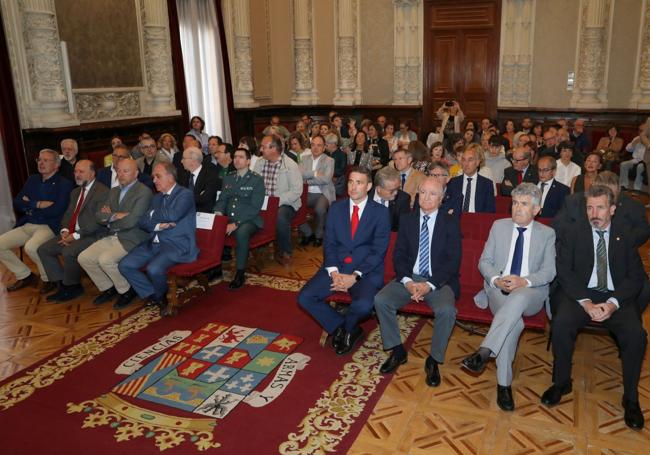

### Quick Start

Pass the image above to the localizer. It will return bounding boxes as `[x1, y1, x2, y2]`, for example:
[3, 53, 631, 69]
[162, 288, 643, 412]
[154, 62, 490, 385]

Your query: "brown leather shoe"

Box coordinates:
[273, 251, 292, 266]
[7, 273, 38, 292]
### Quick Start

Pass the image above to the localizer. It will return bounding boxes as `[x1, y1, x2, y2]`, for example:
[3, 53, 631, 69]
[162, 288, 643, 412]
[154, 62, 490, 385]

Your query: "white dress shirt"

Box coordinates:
[402, 209, 438, 290]
[373, 192, 389, 207]
[462, 173, 478, 213]
[538, 178, 554, 208]
[190, 165, 202, 188]
[308, 155, 323, 194]
[110, 167, 119, 188]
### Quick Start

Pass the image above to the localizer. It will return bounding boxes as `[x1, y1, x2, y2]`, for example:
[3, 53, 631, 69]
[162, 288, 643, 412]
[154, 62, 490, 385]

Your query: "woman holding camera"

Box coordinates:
[436, 100, 465, 137]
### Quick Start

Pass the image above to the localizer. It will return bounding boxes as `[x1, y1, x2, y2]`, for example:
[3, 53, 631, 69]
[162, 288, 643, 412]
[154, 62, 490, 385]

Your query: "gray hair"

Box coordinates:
[184, 146, 203, 163]
[60, 138, 78, 153]
[40, 148, 61, 165]
[585, 184, 615, 207]
[324, 133, 339, 146]
[374, 166, 400, 188]
[155, 161, 178, 181]
[511, 182, 541, 206]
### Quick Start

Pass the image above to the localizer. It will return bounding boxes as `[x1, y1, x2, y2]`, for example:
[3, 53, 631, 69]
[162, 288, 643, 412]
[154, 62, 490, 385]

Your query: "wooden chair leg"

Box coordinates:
[165, 274, 179, 317]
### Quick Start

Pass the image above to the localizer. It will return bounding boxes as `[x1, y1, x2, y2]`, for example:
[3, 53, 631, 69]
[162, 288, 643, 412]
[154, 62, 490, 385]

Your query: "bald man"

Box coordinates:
[78, 158, 152, 308]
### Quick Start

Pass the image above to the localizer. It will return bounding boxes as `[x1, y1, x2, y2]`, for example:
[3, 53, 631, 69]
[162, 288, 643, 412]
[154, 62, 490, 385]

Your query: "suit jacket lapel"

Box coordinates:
[430, 211, 444, 255]
[344, 199, 353, 245]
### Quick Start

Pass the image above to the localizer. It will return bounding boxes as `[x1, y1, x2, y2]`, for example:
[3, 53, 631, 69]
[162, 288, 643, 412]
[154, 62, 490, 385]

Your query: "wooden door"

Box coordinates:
[423, 0, 501, 133]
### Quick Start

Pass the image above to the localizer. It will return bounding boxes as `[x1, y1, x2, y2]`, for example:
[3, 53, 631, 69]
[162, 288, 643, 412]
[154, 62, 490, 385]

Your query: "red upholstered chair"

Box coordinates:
[495, 195, 512, 214]
[166, 215, 229, 316]
[291, 184, 309, 229]
[224, 196, 280, 250]
[460, 212, 508, 242]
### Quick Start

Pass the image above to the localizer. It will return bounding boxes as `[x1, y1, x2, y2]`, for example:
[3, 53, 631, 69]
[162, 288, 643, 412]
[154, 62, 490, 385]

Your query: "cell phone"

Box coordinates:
[445, 100, 454, 107]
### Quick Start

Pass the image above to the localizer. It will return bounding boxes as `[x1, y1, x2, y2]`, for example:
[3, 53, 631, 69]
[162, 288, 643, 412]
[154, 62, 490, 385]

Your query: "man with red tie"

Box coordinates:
[298, 167, 391, 355]
[501, 147, 538, 196]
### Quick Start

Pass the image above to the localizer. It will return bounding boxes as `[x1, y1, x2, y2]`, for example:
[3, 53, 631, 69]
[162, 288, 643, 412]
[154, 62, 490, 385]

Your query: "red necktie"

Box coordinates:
[517, 171, 523, 185]
[351, 205, 359, 239]
[68, 186, 86, 234]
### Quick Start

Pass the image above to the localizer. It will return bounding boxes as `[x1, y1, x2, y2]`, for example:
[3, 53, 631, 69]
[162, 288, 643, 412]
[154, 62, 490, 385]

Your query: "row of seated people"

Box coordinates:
[296, 166, 650, 431]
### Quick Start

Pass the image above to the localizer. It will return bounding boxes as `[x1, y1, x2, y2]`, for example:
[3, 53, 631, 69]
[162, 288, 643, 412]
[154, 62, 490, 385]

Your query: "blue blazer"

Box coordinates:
[138, 185, 199, 263]
[97, 166, 153, 190]
[323, 198, 391, 289]
[14, 173, 72, 233]
[447, 174, 495, 213]
[394, 210, 461, 298]
[539, 180, 569, 218]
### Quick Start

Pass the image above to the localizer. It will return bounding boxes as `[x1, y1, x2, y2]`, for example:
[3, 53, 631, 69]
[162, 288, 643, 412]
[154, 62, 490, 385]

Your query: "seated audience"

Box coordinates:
[104, 135, 124, 167]
[129, 132, 152, 160]
[367, 123, 390, 173]
[447, 135, 466, 177]
[620, 122, 649, 191]
[596, 124, 624, 169]
[237, 136, 259, 170]
[214, 148, 265, 290]
[287, 132, 310, 163]
[427, 162, 461, 216]
[409, 140, 431, 174]
[58, 138, 79, 183]
[571, 151, 602, 194]
[375, 177, 460, 383]
[298, 167, 390, 355]
[543, 185, 646, 430]
[119, 162, 198, 310]
[136, 136, 169, 176]
[532, 123, 544, 148]
[520, 117, 533, 134]
[263, 115, 291, 140]
[538, 129, 559, 159]
[0, 149, 73, 291]
[392, 149, 425, 208]
[569, 119, 590, 162]
[537, 156, 569, 218]
[502, 119, 516, 149]
[157, 133, 180, 164]
[426, 124, 444, 149]
[178, 146, 220, 212]
[437, 100, 464, 137]
[37, 160, 109, 302]
[254, 135, 303, 266]
[428, 141, 449, 169]
[447, 144, 495, 213]
[396, 121, 417, 150]
[78, 158, 152, 308]
[484, 135, 509, 186]
[501, 147, 538, 196]
[555, 141, 581, 187]
[462, 183, 555, 411]
[325, 133, 348, 197]
[187, 116, 209, 155]
[98, 144, 153, 189]
[384, 123, 399, 155]
[299, 135, 335, 247]
[349, 130, 373, 170]
[476, 146, 496, 195]
[368, 167, 410, 231]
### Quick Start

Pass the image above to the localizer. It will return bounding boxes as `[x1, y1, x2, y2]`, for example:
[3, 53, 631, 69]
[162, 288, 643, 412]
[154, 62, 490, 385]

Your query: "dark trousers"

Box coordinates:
[298, 268, 380, 333]
[551, 289, 647, 402]
[233, 222, 258, 270]
[37, 235, 98, 285]
[276, 205, 296, 255]
[118, 242, 178, 299]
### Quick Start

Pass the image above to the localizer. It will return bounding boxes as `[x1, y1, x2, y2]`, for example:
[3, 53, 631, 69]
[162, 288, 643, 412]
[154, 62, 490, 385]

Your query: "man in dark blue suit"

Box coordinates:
[446, 145, 495, 213]
[298, 166, 391, 355]
[368, 167, 411, 231]
[374, 177, 460, 386]
[118, 161, 198, 311]
[97, 144, 153, 190]
[537, 156, 569, 218]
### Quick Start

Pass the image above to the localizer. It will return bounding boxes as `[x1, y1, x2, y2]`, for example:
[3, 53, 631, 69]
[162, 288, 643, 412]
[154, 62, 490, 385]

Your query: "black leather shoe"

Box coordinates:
[461, 351, 487, 374]
[540, 383, 572, 406]
[47, 284, 83, 302]
[300, 235, 315, 247]
[380, 350, 408, 374]
[206, 266, 223, 281]
[113, 288, 137, 310]
[623, 399, 645, 430]
[335, 326, 364, 355]
[7, 273, 38, 292]
[40, 280, 59, 294]
[229, 270, 246, 290]
[93, 287, 117, 305]
[497, 385, 515, 411]
[331, 326, 345, 350]
[221, 247, 233, 262]
[313, 238, 323, 247]
[424, 356, 441, 387]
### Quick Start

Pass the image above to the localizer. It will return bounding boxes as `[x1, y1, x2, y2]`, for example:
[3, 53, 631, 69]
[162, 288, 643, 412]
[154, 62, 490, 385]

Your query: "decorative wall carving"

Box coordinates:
[630, 0, 650, 108]
[393, 0, 422, 105]
[333, 0, 362, 105]
[290, 0, 318, 105]
[498, 0, 536, 107]
[571, 0, 613, 108]
[75, 92, 141, 121]
[222, 0, 258, 107]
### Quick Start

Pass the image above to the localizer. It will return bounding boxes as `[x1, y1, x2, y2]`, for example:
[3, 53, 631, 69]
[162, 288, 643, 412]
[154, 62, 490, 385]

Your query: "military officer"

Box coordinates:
[214, 147, 266, 289]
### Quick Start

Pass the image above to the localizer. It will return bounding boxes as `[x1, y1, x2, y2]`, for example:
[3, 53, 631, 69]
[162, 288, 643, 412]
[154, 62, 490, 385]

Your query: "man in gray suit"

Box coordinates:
[299, 135, 335, 247]
[78, 158, 152, 308]
[461, 183, 556, 411]
[38, 160, 109, 302]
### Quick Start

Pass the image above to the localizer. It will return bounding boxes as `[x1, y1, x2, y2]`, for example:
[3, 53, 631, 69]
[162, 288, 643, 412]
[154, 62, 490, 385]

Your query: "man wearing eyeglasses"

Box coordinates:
[536, 156, 569, 218]
[135, 137, 169, 176]
[368, 166, 410, 231]
[0, 149, 72, 291]
[501, 147, 539, 196]
[97, 144, 153, 190]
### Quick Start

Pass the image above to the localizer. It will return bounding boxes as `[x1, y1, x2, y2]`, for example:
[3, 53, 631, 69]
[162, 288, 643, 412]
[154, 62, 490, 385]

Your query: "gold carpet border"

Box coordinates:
[279, 314, 422, 454]
[66, 393, 220, 451]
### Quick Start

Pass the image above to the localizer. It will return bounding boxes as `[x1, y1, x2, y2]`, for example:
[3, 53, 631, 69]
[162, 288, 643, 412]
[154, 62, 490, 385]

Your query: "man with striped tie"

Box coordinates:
[374, 177, 461, 386]
[461, 183, 556, 411]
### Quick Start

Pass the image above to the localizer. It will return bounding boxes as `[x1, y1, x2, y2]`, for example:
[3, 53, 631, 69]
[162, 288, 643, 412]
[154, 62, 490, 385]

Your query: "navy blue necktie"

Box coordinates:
[509, 227, 527, 276]
[401, 173, 406, 189]
[189, 174, 195, 192]
[462, 177, 472, 212]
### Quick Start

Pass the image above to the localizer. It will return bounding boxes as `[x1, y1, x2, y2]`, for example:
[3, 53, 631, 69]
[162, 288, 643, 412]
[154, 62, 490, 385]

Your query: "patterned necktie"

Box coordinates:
[418, 215, 430, 276]
[462, 177, 473, 212]
[509, 227, 527, 276]
[595, 230, 608, 292]
[350, 205, 359, 239]
[67, 186, 86, 234]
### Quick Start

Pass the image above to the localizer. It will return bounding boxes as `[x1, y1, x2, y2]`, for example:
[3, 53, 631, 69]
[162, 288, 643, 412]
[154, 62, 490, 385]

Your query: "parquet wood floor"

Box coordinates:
[2, 212, 650, 454]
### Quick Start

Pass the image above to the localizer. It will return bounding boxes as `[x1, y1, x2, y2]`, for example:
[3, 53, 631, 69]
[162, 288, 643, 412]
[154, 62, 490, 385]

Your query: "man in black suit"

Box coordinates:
[537, 156, 569, 218]
[97, 144, 153, 190]
[368, 167, 411, 231]
[58, 138, 79, 183]
[538, 129, 559, 159]
[501, 147, 538, 196]
[446, 145, 495, 213]
[542, 185, 647, 430]
[178, 146, 220, 212]
[374, 177, 460, 386]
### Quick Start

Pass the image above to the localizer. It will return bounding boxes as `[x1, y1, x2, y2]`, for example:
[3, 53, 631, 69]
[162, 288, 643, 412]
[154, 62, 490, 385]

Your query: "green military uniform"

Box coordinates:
[214, 170, 265, 270]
